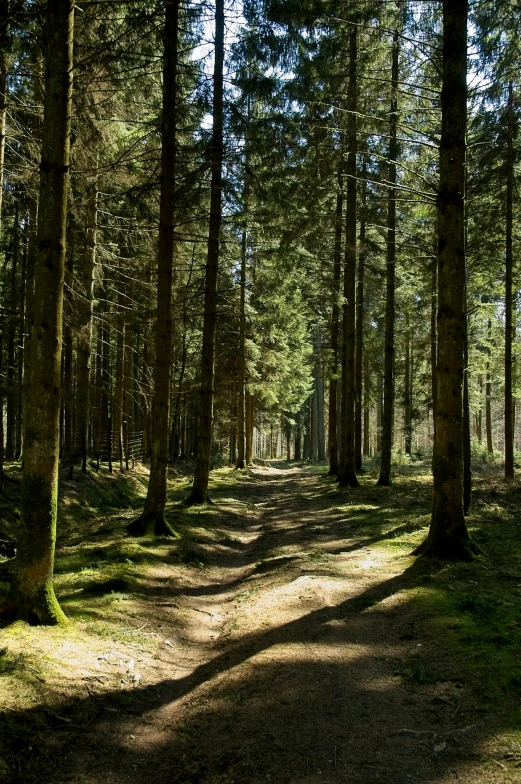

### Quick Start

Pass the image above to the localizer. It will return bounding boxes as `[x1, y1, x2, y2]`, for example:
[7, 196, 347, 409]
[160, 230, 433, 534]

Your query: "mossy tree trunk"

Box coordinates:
[2, 0, 74, 625]
[128, 0, 179, 535]
[185, 0, 224, 505]
[415, 0, 474, 560]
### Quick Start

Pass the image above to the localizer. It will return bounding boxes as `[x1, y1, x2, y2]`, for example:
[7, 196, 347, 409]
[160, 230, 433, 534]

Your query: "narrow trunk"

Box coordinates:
[75, 173, 98, 474]
[404, 312, 412, 455]
[430, 253, 437, 435]
[113, 279, 125, 472]
[6, 222, 18, 459]
[463, 299, 471, 514]
[486, 319, 493, 457]
[363, 349, 370, 456]
[378, 29, 399, 486]
[237, 195, 247, 469]
[355, 168, 367, 471]
[311, 383, 319, 462]
[328, 177, 342, 475]
[128, 0, 181, 532]
[186, 0, 224, 504]
[415, 0, 474, 559]
[245, 389, 253, 464]
[338, 26, 359, 488]
[3, 0, 74, 624]
[505, 80, 515, 479]
[62, 218, 75, 465]
[294, 408, 302, 460]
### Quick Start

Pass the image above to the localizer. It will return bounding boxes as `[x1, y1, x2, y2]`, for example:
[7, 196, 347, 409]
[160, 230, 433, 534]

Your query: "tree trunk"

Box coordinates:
[463, 300, 471, 514]
[62, 216, 75, 466]
[328, 176, 342, 475]
[186, 0, 224, 504]
[363, 349, 370, 456]
[338, 26, 359, 489]
[2, 0, 74, 624]
[6, 222, 18, 459]
[128, 0, 179, 533]
[505, 80, 515, 479]
[237, 195, 247, 469]
[245, 389, 253, 464]
[430, 253, 437, 437]
[355, 167, 366, 471]
[485, 319, 493, 457]
[378, 29, 399, 486]
[415, 0, 474, 560]
[113, 278, 125, 472]
[404, 312, 412, 455]
[75, 172, 98, 474]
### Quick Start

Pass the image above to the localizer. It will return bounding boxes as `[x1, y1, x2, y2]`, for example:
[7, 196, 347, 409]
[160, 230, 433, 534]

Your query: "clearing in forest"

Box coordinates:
[1, 461, 521, 783]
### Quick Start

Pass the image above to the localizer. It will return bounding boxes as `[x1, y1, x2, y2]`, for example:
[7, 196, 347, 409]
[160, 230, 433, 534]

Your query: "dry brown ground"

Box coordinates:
[1, 463, 519, 783]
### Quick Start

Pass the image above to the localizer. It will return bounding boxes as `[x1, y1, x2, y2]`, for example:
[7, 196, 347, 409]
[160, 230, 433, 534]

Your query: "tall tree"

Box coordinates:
[378, 27, 399, 486]
[129, 0, 180, 534]
[1, 0, 74, 623]
[338, 25, 359, 489]
[415, 0, 475, 559]
[186, 0, 224, 504]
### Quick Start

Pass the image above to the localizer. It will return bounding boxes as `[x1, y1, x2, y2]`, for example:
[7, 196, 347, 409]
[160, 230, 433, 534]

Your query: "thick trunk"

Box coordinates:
[505, 80, 515, 479]
[378, 30, 399, 486]
[416, 0, 474, 559]
[3, 0, 74, 624]
[328, 179, 342, 475]
[338, 27, 359, 488]
[129, 0, 180, 533]
[75, 175, 98, 474]
[186, 0, 224, 504]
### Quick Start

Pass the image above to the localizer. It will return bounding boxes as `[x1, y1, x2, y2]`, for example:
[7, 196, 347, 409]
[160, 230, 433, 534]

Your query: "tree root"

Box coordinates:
[126, 512, 179, 538]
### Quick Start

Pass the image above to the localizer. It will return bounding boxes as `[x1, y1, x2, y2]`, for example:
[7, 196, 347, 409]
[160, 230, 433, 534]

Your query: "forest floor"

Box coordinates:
[1, 459, 521, 783]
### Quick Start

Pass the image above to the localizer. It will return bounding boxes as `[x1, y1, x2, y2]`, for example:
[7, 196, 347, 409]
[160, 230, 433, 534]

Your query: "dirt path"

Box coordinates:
[3, 465, 515, 783]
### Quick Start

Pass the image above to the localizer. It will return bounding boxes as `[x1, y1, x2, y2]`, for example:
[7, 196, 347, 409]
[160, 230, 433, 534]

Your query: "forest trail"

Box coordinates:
[2, 464, 516, 784]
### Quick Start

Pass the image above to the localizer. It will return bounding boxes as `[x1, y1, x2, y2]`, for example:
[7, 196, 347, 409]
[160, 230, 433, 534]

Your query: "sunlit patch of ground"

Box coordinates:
[1, 459, 521, 782]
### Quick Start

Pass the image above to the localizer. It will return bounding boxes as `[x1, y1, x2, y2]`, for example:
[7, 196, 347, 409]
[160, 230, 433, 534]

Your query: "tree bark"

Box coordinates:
[186, 0, 224, 504]
[486, 322, 493, 457]
[404, 311, 412, 455]
[328, 176, 342, 475]
[355, 167, 366, 471]
[128, 0, 180, 533]
[415, 0, 474, 560]
[75, 172, 98, 474]
[237, 189, 248, 469]
[378, 29, 399, 486]
[2, 0, 74, 624]
[338, 26, 359, 489]
[505, 80, 515, 479]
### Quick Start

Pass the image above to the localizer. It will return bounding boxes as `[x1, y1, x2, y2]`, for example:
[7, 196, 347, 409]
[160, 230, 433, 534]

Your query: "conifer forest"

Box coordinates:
[2, 0, 521, 781]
